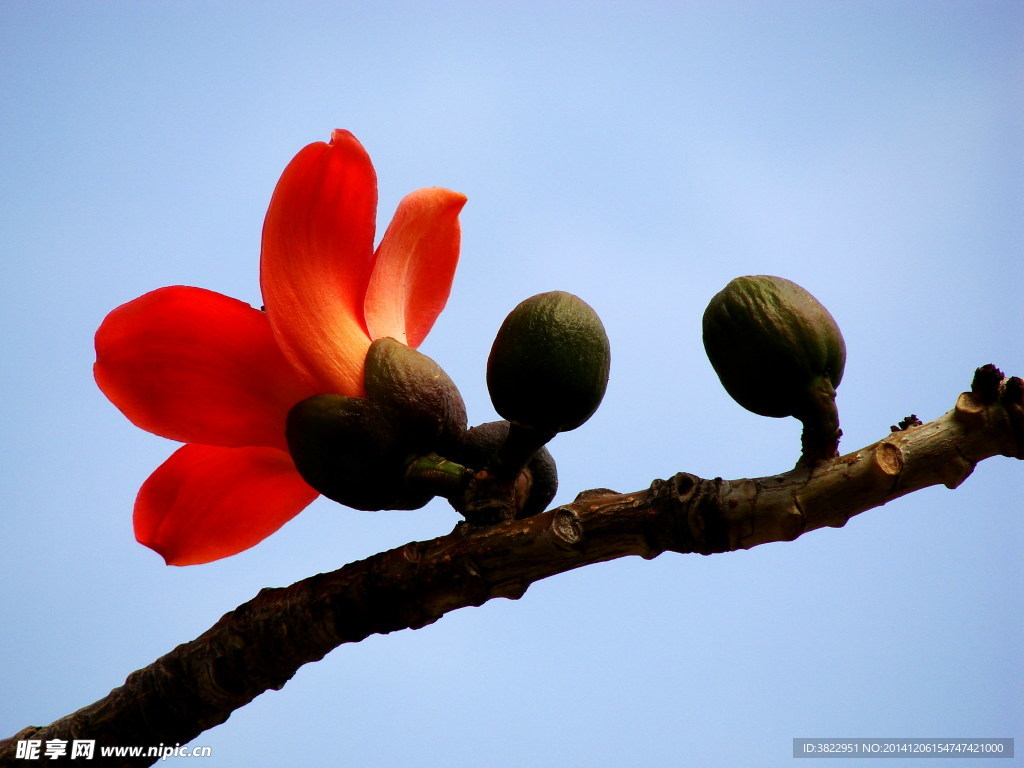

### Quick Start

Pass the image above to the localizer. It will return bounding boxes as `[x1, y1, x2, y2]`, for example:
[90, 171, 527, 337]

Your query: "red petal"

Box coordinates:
[134, 444, 319, 566]
[364, 187, 466, 347]
[95, 286, 315, 452]
[260, 129, 377, 396]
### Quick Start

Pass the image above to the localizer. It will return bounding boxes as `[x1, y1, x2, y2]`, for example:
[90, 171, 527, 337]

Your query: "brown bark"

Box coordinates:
[2, 366, 1020, 767]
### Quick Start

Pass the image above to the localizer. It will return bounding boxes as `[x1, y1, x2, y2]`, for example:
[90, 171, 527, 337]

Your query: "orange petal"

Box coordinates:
[94, 286, 316, 452]
[364, 187, 467, 347]
[134, 444, 319, 566]
[260, 129, 377, 396]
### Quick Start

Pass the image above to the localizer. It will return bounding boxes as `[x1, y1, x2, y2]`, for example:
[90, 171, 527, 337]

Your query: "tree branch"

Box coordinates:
[3, 366, 1021, 767]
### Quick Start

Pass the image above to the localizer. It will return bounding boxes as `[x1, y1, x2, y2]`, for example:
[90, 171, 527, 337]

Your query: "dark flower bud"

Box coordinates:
[285, 394, 433, 511]
[364, 337, 467, 451]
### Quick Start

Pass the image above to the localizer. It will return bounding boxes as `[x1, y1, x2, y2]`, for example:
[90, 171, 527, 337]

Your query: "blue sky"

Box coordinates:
[1, 2, 1021, 765]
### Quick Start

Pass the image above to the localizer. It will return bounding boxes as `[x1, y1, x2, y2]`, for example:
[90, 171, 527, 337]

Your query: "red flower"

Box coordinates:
[94, 130, 466, 565]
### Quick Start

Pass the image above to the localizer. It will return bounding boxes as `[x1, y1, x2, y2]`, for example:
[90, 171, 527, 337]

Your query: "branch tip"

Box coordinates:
[999, 376, 1024, 459]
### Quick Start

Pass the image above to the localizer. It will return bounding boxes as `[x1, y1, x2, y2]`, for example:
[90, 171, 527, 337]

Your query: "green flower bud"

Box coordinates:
[702, 275, 846, 462]
[486, 291, 610, 434]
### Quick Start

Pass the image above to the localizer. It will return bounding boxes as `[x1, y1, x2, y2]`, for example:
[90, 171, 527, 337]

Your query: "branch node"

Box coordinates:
[643, 473, 702, 555]
[490, 580, 530, 601]
[953, 391, 986, 428]
[874, 441, 904, 479]
[668, 473, 698, 499]
[780, 506, 807, 540]
[573, 487, 620, 503]
[456, 554, 513, 605]
[941, 451, 976, 490]
[549, 507, 583, 547]
[685, 476, 730, 554]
